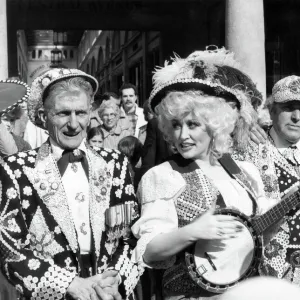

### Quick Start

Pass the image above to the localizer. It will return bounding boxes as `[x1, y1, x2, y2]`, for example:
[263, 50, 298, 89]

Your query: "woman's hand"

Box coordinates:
[186, 206, 244, 242]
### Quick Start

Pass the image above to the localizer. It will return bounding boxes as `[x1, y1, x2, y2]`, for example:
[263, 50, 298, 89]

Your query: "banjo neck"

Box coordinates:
[252, 188, 300, 234]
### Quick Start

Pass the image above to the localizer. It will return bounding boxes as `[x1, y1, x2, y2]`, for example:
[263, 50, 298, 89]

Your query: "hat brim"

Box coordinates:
[42, 74, 98, 102]
[0, 80, 30, 113]
[149, 81, 240, 113]
[28, 69, 99, 129]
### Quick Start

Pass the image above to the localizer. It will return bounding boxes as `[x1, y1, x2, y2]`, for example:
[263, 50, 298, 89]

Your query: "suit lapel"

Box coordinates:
[23, 143, 78, 253]
[87, 148, 113, 258]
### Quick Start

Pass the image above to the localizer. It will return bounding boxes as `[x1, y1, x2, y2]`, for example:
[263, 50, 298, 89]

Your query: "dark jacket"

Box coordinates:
[139, 118, 173, 181]
[12, 133, 31, 152]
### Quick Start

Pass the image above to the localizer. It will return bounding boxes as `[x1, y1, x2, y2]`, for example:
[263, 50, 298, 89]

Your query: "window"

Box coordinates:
[97, 47, 104, 72]
[91, 57, 96, 76]
[105, 37, 110, 61]
[112, 31, 121, 53]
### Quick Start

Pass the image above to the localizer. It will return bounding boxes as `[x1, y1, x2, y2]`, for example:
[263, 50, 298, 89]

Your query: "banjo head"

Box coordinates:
[185, 208, 263, 293]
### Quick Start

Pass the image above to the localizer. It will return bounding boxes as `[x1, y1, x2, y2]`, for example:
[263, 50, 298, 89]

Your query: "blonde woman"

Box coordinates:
[132, 49, 272, 299]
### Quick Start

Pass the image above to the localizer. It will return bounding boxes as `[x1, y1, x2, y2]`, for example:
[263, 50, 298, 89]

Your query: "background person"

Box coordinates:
[0, 79, 32, 156]
[89, 92, 103, 129]
[99, 100, 131, 149]
[119, 83, 147, 139]
[102, 91, 121, 107]
[0, 121, 18, 156]
[102, 91, 130, 130]
[117, 135, 143, 191]
[138, 100, 154, 145]
[1, 106, 31, 152]
[87, 126, 104, 149]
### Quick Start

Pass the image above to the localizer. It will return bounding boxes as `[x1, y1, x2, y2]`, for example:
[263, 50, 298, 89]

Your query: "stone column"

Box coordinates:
[0, 0, 8, 79]
[225, 0, 266, 101]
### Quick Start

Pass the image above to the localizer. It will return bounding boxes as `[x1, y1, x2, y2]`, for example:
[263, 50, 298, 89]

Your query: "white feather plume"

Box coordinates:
[152, 54, 193, 86]
[152, 47, 240, 88]
[187, 47, 240, 69]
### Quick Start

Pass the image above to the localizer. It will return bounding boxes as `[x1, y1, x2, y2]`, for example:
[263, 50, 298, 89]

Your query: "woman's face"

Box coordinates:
[89, 134, 103, 148]
[171, 112, 211, 161]
[101, 108, 118, 130]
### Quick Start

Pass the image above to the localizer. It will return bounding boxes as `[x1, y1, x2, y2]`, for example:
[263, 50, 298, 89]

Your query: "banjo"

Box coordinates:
[185, 187, 300, 294]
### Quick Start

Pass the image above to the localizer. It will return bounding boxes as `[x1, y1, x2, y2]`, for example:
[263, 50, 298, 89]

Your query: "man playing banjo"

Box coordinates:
[236, 75, 300, 283]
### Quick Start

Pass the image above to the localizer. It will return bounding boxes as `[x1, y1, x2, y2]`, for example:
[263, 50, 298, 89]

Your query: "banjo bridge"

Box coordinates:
[197, 264, 208, 275]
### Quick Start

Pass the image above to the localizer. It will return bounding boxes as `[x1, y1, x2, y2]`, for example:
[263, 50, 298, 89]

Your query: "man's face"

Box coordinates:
[39, 89, 91, 150]
[271, 101, 300, 144]
[1, 115, 13, 132]
[121, 88, 137, 112]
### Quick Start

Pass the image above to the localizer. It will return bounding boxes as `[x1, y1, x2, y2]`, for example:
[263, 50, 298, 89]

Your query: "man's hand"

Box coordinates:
[250, 123, 268, 145]
[67, 276, 106, 300]
[94, 285, 122, 300]
[91, 270, 121, 300]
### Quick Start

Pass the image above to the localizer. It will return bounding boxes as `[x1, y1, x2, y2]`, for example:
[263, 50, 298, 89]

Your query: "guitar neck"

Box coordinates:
[253, 189, 300, 234]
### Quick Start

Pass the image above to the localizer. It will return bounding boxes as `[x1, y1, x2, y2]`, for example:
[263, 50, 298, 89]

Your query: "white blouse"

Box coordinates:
[131, 159, 275, 268]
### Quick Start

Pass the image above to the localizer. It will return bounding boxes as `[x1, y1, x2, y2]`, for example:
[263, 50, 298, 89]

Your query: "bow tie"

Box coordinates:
[57, 149, 89, 177]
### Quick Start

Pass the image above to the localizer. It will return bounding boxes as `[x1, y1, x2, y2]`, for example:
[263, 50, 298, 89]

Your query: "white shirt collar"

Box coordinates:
[124, 103, 137, 116]
[50, 138, 88, 161]
[269, 126, 300, 152]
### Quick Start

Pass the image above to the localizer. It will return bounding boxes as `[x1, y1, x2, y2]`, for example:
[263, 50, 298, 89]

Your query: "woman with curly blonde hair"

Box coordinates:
[157, 90, 238, 164]
[131, 48, 271, 300]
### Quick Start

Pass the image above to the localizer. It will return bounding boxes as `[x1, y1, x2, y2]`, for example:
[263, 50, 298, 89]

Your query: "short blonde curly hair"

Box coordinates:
[156, 90, 239, 164]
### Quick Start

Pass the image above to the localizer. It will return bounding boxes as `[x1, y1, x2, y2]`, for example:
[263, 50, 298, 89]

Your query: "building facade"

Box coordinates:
[77, 30, 160, 105]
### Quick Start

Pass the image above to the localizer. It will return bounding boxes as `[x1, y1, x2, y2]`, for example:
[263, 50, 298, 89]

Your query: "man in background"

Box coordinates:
[120, 83, 147, 139]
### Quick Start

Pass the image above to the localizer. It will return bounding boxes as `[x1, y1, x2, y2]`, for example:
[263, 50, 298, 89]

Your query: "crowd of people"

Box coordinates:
[1, 46, 300, 300]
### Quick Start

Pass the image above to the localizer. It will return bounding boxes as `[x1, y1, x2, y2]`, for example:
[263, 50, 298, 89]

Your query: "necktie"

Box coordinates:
[283, 145, 300, 167]
[57, 149, 89, 178]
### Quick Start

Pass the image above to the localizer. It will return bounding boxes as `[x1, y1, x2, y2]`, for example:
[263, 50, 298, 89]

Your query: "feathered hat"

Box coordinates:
[28, 68, 98, 128]
[149, 47, 263, 114]
[0, 79, 31, 116]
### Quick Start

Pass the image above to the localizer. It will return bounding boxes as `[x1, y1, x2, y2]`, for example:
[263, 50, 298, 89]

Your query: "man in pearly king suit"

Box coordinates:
[0, 68, 141, 300]
[234, 75, 300, 284]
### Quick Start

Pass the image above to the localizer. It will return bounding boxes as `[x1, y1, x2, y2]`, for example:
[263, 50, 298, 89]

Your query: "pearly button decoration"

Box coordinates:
[51, 182, 59, 190]
[40, 183, 47, 190]
[71, 163, 78, 173]
[80, 223, 87, 235]
[75, 192, 85, 203]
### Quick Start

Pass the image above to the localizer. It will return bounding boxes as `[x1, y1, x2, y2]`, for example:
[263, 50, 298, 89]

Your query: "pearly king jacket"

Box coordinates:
[233, 137, 300, 282]
[0, 141, 141, 300]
